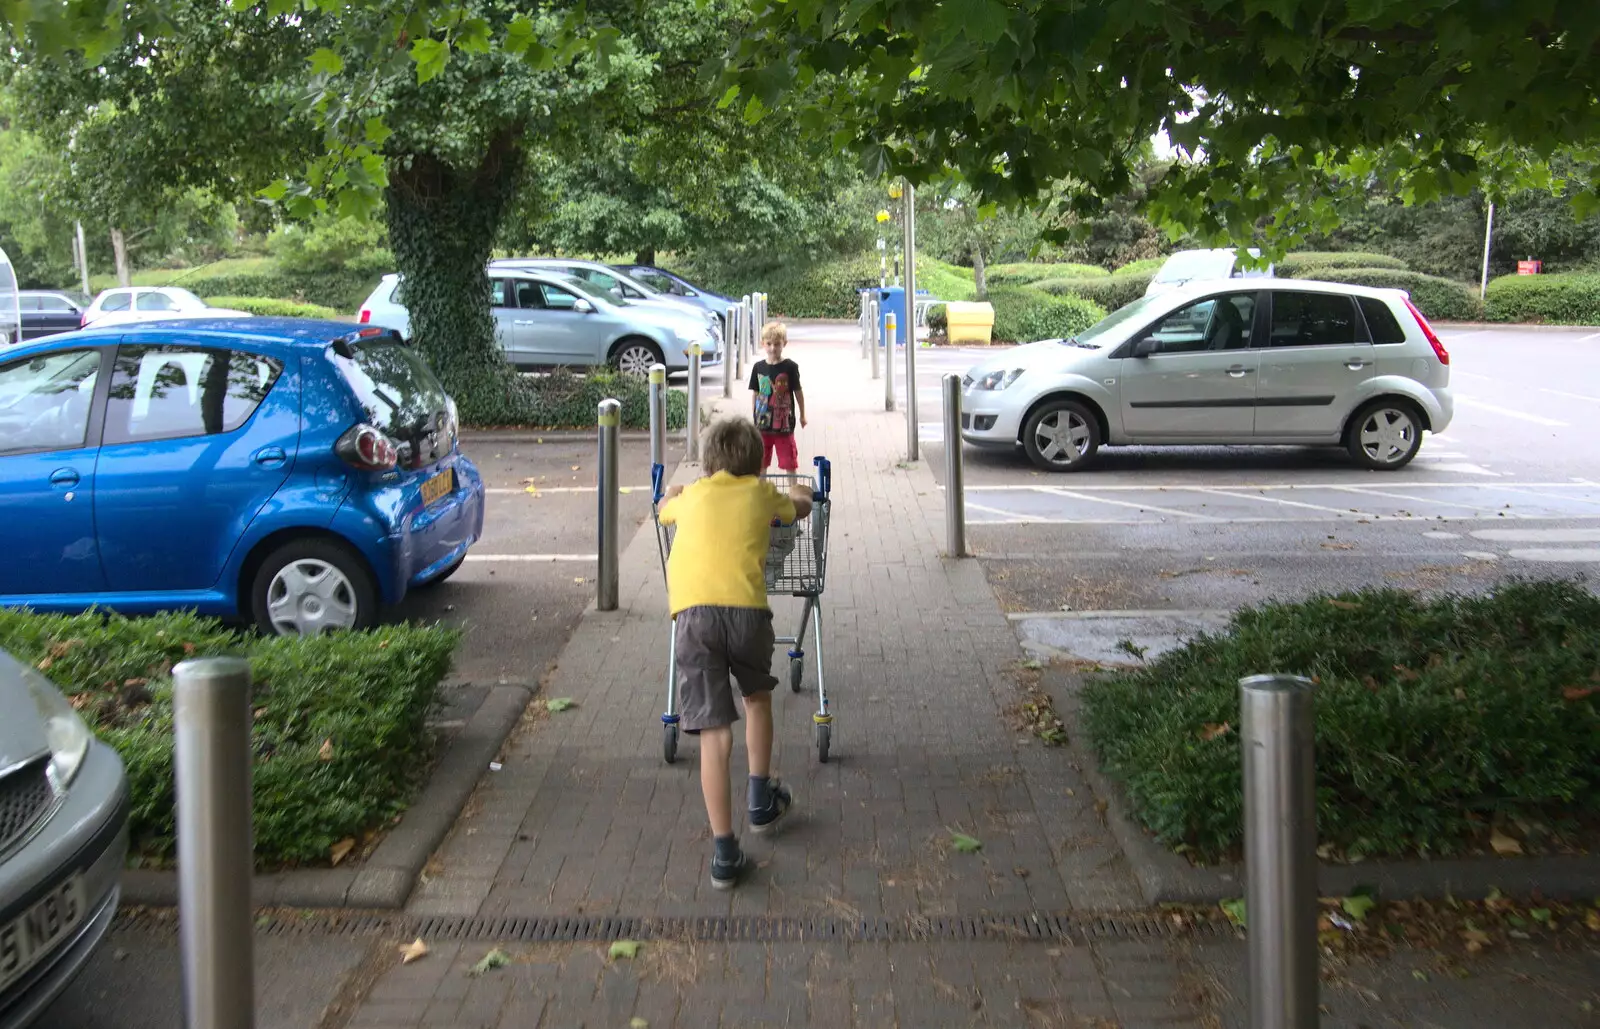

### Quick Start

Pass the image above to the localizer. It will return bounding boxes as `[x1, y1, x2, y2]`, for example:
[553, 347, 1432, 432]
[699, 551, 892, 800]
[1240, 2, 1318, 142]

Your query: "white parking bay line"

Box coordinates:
[1471, 528, 1600, 543]
[1196, 487, 1379, 518]
[486, 486, 651, 495]
[1327, 485, 1500, 512]
[1040, 487, 1224, 521]
[1507, 547, 1600, 562]
[963, 501, 1032, 523]
[1453, 395, 1569, 427]
[465, 553, 597, 562]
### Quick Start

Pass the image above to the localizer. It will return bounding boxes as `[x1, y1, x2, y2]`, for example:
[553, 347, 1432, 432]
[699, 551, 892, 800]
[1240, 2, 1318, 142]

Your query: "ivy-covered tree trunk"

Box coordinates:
[634, 247, 655, 265]
[384, 131, 528, 425]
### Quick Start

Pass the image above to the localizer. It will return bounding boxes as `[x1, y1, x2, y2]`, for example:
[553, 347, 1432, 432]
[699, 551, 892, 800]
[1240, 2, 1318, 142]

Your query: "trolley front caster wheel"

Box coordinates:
[789, 657, 804, 693]
[816, 722, 831, 763]
[663, 723, 679, 764]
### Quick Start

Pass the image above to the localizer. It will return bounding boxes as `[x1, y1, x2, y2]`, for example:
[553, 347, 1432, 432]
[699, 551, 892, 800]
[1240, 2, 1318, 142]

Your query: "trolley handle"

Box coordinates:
[813, 456, 831, 501]
[651, 462, 665, 504]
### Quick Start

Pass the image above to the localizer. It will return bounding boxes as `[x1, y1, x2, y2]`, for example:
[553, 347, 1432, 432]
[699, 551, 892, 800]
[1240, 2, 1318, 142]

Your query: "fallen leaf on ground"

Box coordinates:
[1341, 895, 1377, 922]
[318, 739, 335, 761]
[949, 832, 983, 853]
[1563, 685, 1599, 701]
[1321, 542, 1356, 550]
[630, 1020, 649, 1029]
[330, 838, 356, 866]
[1490, 829, 1523, 855]
[546, 697, 576, 713]
[399, 938, 429, 964]
[470, 949, 511, 976]
[1327, 600, 1361, 611]
[609, 940, 641, 960]
[1198, 722, 1231, 742]
[571, 465, 581, 471]
[1220, 898, 1247, 928]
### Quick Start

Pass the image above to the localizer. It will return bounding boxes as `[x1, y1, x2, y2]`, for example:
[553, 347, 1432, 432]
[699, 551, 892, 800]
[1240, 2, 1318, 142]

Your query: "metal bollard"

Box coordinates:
[174, 656, 255, 1029]
[885, 313, 897, 412]
[859, 291, 869, 359]
[1241, 674, 1319, 1029]
[723, 312, 734, 399]
[597, 398, 621, 610]
[686, 345, 702, 463]
[941, 374, 966, 557]
[870, 298, 881, 379]
[648, 364, 665, 469]
[903, 181, 918, 461]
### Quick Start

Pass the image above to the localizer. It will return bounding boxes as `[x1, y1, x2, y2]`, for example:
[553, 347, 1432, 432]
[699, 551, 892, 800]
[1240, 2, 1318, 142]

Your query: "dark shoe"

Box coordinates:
[710, 846, 748, 890]
[749, 779, 793, 836]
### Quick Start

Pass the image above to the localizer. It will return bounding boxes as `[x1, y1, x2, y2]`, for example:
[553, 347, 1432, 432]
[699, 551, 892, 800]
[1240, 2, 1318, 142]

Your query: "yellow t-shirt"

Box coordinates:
[659, 471, 798, 616]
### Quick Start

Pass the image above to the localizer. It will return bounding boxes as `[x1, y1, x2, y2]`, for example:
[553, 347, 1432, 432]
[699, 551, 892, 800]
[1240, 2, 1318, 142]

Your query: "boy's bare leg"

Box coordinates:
[744, 692, 773, 778]
[699, 726, 734, 837]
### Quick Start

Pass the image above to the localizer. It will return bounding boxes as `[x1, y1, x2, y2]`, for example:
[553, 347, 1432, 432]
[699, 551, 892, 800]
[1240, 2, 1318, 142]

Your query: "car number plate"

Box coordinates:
[0, 876, 87, 994]
[420, 468, 455, 506]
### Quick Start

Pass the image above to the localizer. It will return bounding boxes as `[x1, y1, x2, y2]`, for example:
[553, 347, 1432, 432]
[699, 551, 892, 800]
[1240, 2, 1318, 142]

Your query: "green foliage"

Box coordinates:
[201, 296, 342, 320]
[916, 258, 978, 303]
[1485, 273, 1600, 325]
[1113, 257, 1165, 276]
[988, 262, 1109, 285]
[0, 608, 460, 867]
[1080, 580, 1600, 864]
[988, 286, 1105, 344]
[1295, 267, 1484, 321]
[268, 216, 392, 277]
[495, 367, 688, 430]
[1276, 252, 1409, 276]
[698, 253, 881, 319]
[1034, 274, 1154, 314]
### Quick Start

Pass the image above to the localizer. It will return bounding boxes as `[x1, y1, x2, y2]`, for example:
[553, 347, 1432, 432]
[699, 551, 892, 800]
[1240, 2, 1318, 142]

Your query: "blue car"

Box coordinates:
[618, 265, 734, 318]
[0, 319, 485, 635]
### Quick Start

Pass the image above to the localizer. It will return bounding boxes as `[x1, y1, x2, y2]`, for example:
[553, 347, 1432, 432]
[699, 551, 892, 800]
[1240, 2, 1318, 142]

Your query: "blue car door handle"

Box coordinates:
[49, 467, 80, 488]
[253, 446, 287, 468]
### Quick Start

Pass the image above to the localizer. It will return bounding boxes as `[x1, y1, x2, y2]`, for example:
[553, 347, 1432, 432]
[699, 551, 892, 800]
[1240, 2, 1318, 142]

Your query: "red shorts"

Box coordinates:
[761, 431, 798, 471]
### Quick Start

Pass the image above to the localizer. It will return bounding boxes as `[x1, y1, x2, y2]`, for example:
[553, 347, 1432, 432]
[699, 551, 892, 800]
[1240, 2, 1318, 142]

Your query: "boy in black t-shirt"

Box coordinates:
[748, 321, 807, 472]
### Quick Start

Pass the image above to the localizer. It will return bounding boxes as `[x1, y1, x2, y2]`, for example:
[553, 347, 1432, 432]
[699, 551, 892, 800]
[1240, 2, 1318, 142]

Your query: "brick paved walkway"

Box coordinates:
[349, 329, 1203, 1026]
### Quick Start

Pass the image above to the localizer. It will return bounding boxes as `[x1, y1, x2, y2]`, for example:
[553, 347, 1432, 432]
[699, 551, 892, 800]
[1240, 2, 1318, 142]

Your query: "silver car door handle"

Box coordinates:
[1345, 360, 1368, 370]
[514, 319, 536, 326]
[1226, 366, 1253, 377]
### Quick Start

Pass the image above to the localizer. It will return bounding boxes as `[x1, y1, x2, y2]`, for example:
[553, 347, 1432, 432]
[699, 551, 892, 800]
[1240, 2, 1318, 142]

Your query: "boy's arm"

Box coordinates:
[657, 484, 685, 524]
[787, 483, 813, 520]
[796, 389, 807, 428]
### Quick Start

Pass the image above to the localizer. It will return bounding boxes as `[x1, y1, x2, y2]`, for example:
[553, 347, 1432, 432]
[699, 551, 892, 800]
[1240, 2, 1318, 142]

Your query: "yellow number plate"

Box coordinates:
[420, 468, 455, 506]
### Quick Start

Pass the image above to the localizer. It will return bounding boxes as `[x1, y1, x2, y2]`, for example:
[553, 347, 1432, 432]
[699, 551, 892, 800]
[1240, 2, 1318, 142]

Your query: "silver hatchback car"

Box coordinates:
[961, 279, 1453, 471]
[0, 650, 128, 1028]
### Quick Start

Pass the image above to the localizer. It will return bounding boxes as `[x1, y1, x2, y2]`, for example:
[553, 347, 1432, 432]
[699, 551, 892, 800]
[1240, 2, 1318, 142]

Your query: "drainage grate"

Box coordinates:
[115, 909, 1222, 944]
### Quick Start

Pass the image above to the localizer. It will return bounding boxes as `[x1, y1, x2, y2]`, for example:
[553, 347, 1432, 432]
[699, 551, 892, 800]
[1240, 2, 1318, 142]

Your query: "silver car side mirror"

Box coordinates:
[573, 298, 594, 314]
[1133, 337, 1159, 358]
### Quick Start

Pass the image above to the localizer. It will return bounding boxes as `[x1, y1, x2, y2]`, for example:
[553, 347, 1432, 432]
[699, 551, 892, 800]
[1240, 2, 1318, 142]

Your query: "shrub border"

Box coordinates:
[1047, 667, 1600, 905]
[121, 682, 532, 909]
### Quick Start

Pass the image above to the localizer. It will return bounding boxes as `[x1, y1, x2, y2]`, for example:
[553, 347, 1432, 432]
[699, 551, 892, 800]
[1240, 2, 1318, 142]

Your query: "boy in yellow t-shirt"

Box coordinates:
[659, 417, 813, 890]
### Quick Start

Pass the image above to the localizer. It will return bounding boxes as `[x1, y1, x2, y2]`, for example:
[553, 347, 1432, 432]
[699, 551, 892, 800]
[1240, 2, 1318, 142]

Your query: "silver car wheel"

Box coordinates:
[266, 558, 359, 636]
[1033, 409, 1093, 466]
[1357, 407, 1417, 466]
[616, 343, 658, 378]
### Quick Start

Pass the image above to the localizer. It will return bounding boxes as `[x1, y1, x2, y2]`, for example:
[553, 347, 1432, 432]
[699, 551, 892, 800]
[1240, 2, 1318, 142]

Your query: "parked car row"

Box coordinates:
[5, 287, 253, 344]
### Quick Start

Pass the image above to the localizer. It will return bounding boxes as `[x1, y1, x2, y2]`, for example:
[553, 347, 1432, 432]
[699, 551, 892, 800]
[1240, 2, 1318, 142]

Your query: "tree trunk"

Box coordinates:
[634, 247, 655, 266]
[972, 245, 988, 302]
[385, 131, 529, 424]
[111, 228, 131, 286]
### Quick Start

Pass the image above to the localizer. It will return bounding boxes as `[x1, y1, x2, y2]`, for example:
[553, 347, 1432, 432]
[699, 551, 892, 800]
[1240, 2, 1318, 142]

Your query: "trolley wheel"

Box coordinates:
[816, 722, 831, 763]
[663, 723, 679, 764]
[789, 657, 804, 693]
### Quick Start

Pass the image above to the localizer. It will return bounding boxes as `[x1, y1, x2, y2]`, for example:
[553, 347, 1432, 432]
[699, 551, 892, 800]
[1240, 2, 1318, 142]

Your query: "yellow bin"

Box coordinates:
[945, 301, 995, 344]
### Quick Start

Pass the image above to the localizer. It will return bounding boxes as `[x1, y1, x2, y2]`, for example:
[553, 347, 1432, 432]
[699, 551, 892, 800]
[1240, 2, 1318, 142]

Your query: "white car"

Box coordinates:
[81, 287, 252, 329]
[1145, 248, 1274, 297]
[960, 279, 1453, 472]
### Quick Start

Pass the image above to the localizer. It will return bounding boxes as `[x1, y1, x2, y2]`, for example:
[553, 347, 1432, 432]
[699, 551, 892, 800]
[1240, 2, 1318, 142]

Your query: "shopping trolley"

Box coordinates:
[652, 455, 836, 764]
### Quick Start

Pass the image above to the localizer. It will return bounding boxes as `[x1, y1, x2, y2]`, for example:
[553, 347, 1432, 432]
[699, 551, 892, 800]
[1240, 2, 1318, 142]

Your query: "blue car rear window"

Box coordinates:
[330, 341, 450, 440]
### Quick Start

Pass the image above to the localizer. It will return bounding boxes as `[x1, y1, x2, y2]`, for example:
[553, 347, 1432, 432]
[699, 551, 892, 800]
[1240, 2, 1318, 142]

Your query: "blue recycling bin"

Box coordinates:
[877, 286, 932, 347]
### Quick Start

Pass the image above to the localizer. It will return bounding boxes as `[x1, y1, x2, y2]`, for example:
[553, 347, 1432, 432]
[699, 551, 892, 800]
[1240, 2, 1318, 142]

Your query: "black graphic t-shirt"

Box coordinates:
[749, 359, 802, 434]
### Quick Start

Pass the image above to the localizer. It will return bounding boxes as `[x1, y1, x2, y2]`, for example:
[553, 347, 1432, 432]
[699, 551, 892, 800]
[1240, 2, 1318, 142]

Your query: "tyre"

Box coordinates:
[1346, 399, 1424, 470]
[250, 538, 378, 636]
[1022, 398, 1100, 472]
[611, 337, 664, 378]
[816, 722, 831, 764]
[663, 722, 679, 764]
[789, 656, 804, 693]
[415, 551, 466, 589]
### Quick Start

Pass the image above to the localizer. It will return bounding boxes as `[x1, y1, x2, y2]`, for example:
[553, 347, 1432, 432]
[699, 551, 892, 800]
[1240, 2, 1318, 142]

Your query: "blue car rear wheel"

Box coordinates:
[251, 537, 378, 636]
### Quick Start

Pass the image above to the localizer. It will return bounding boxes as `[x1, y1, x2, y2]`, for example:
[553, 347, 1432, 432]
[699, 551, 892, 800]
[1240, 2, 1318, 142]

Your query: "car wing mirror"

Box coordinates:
[1132, 337, 1159, 358]
[573, 298, 595, 314]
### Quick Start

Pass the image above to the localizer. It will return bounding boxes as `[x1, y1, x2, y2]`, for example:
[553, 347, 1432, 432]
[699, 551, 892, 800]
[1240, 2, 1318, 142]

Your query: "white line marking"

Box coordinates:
[961, 512, 1600, 527]
[1578, 331, 1600, 343]
[1040, 487, 1224, 521]
[1423, 531, 1462, 539]
[1539, 387, 1600, 403]
[1453, 395, 1569, 427]
[1006, 609, 1231, 621]
[486, 486, 651, 494]
[1422, 462, 1501, 476]
[1507, 547, 1600, 562]
[1471, 528, 1600, 543]
[1326, 485, 1499, 512]
[1490, 485, 1600, 508]
[963, 501, 1031, 523]
[465, 554, 597, 562]
[1197, 487, 1378, 518]
[1459, 550, 1501, 562]
[959, 481, 1596, 492]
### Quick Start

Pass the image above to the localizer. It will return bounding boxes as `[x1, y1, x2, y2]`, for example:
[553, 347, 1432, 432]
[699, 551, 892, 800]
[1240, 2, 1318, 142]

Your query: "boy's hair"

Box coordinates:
[760, 321, 787, 348]
[702, 417, 764, 477]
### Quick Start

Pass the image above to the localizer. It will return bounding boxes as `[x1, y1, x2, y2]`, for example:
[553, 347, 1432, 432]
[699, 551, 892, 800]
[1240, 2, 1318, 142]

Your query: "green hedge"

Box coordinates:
[989, 285, 1105, 343]
[466, 366, 688, 430]
[1112, 257, 1165, 276]
[204, 296, 342, 320]
[988, 262, 1109, 285]
[0, 609, 460, 867]
[1081, 580, 1600, 865]
[1277, 251, 1408, 276]
[1035, 273, 1154, 313]
[1484, 272, 1600, 325]
[1292, 267, 1483, 321]
[918, 258, 979, 303]
[102, 261, 382, 312]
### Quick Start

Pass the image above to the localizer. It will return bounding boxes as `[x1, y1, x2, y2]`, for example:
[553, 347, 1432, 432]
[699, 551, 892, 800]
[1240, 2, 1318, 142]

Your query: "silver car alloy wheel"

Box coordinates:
[266, 558, 359, 636]
[1357, 406, 1417, 466]
[616, 343, 657, 378]
[1033, 409, 1092, 466]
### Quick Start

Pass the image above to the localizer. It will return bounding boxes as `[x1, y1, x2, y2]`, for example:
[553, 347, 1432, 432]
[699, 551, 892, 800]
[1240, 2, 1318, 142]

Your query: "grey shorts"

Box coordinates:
[674, 605, 776, 732]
